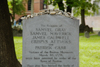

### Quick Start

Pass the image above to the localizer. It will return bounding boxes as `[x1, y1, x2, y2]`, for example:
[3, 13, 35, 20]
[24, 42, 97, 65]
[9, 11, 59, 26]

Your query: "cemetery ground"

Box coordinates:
[14, 33, 100, 67]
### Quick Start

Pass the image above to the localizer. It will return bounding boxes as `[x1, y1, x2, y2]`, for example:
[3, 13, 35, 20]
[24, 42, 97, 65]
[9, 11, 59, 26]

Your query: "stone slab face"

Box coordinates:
[22, 15, 79, 67]
[98, 31, 100, 36]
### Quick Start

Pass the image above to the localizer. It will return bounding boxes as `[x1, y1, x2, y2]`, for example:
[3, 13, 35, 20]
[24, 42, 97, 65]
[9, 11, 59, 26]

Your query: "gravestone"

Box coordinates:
[23, 13, 79, 67]
[84, 31, 90, 38]
[98, 31, 100, 36]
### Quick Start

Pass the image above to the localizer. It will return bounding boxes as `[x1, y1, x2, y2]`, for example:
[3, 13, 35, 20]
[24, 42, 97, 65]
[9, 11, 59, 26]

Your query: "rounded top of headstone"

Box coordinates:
[84, 31, 90, 38]
[98, 31, 100, 36]
[22, 9, 78, 20]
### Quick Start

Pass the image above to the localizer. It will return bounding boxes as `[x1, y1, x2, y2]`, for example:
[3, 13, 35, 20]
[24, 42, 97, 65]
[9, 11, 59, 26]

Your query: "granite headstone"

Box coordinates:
[23, 14, 79, 67]
[84, 31, 90, 38]
[98, 31, 100, 36]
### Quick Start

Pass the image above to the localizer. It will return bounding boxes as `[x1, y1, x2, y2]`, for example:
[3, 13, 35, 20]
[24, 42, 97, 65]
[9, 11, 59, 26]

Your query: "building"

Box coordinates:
[15, 0, 47, 21]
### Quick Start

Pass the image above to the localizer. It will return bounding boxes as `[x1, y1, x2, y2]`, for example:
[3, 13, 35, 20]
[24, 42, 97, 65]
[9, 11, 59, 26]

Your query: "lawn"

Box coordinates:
[14, 36, 22, 63]
[14, 34, 100, 67]
[79, 35, 100, 67]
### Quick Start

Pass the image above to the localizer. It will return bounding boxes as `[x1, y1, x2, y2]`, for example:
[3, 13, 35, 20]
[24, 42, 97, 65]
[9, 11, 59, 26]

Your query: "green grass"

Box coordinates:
[79, 35, 100, 67]
[14, 34, 100, 66]
[79, 33, 94, 36]
[14, 36, 22, 63]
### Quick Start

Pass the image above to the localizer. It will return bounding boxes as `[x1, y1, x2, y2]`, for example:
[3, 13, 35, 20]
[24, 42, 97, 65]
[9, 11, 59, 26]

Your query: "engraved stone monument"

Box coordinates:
[23, 11, 79, 67]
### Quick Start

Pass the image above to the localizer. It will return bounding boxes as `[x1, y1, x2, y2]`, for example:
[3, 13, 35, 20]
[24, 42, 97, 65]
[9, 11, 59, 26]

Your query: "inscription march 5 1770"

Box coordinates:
[23, 15, 79, 67]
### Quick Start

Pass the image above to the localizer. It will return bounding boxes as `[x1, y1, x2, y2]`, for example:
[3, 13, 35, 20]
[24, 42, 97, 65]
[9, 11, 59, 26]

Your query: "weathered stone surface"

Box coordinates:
[63, 12, 70, 17]
[50, 11, 56, 15]
[22, 9, 77, 20]
[23, 14, 79, 67]
[98, 31, 100, 36]
[57, 12, 62, 15]
[84, 31, 90, 38]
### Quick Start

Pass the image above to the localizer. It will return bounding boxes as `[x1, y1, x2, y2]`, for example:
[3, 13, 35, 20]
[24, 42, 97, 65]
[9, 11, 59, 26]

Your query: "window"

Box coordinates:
[28, 0, 31, 10]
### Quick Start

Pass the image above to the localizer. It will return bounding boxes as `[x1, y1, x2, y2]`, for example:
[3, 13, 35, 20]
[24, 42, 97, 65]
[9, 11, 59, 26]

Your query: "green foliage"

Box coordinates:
[8, 0, 25, 15]
[92, 3, 100, 14]
[44, 0, 59, 9]
[73, 0, 100, 17]
[46, 0, 100, 17]
[44, 0, 62, 7]
[66, 0, 79, 7]
[8, 0, 13, 13]
[45, 0, 64, 11]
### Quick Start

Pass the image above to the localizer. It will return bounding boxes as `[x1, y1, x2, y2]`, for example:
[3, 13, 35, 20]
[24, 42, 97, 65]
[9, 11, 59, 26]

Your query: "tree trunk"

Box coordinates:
[79, 9, 86, 33]
[81, 9, 85, 26]
[57, 0, 64, 11]
[67, 6, 72, 13]
[31, 0, 34, 15]
[0, 0, 21, 67]
[66, 1, 72, 13]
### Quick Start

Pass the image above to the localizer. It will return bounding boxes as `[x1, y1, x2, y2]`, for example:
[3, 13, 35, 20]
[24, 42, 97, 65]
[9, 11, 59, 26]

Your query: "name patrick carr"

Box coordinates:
[35, 46, 66, 50]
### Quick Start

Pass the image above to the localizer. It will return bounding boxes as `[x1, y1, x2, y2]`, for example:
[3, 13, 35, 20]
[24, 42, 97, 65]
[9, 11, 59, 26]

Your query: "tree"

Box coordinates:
[8, 0, 25, 22]
[66, 0, 73, 12]
[0, 0, 21, 67]
[66, 0, 77, 13]
[45, 0, 64, 11]
[46, 0, 79, 13]
[56, 0, 64, 11]
[46, 0, 100, 32]
[31, 0, 34, 15]
[73, 0, 100, 32]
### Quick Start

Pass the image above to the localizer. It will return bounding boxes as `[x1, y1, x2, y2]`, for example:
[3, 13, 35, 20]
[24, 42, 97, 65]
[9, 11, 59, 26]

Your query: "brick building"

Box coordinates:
[15, 0, 47, 21]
